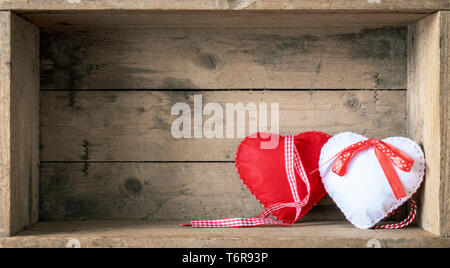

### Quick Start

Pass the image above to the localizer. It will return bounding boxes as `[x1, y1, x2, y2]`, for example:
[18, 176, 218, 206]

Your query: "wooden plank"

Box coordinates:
[407, 12, 449, 237]
[441, 12, 450, 238]
[10, 13, 40, 235]
[39, 162, 344, 221]
[20, 12, 428, 29]
[0, 220, 448, 248]
[40, 26, 407, 90]
[1, 0, 449, 12]
[40, 90, 407, 162]
[0, 11, 11, 238]
[0, 12, 39, 236]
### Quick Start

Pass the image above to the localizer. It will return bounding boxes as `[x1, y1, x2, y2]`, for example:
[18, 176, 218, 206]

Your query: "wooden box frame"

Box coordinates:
[0, 1, 448, 247]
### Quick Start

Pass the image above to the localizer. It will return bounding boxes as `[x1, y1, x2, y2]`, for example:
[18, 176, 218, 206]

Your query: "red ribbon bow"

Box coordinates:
[332, 138, 414, 200]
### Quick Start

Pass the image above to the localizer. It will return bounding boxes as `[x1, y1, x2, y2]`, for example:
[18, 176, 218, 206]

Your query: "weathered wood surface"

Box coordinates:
[0, 11, 10, 238]
[407, 12, 450, 237]
[1, 220, 448, 248]
[444, 12, 450, 238]
[40, 26, 407, 90]
[40, 90, 407, 162]
[0, 12, 39, 237]
[39, 162, 344, 221]
[10, 12, 40, 235]
[22, 12, 428, 29]
[1, 0, 449, 12]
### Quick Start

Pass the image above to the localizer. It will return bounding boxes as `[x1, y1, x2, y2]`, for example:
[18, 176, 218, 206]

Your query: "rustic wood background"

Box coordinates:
[0, 12, 39, 236]
[39, 23, 409, 221]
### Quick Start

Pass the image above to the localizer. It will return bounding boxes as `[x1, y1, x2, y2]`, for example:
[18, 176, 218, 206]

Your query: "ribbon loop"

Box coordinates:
[332, 138, 414, 200]
[373, 198, 418, 229]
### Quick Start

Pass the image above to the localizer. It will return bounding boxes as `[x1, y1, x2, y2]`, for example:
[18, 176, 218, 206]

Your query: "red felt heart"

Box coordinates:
[235, 131, 330, 224]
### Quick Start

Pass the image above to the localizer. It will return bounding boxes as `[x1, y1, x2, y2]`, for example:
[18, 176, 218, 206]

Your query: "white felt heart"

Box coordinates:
[319, 132, 425, 229]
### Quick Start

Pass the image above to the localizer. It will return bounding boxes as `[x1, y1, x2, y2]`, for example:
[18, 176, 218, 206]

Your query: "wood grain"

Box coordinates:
[1, 220, 448, 248]
[2, 0, 449, 12]
[441, 12, 450, 237]
[21, 12, 428, 29]
[39, 162, 344, 221]
[0, 12, 39, 237]
[40, 26, 407, 90]
[407, 12, 449, 237]
[40, 90, 407, 162]
[0, 11, 11, 237]
[10, 12, 40, 236]
[440, 12, 449, 238]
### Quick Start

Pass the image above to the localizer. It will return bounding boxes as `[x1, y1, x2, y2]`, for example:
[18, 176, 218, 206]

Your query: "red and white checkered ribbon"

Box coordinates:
[183, 135, 310, 228]
[372, 198, 417, 229]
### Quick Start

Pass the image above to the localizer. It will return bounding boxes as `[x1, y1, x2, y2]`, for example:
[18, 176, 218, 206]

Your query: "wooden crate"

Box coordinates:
[0, 1, 449, 248]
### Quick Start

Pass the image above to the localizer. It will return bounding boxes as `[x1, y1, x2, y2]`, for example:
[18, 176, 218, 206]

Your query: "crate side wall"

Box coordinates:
[0, 12, 39, 236]
[407, 11, 449, 236]
[0, 11, 12, 237]
[440, 11, 449, 237]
